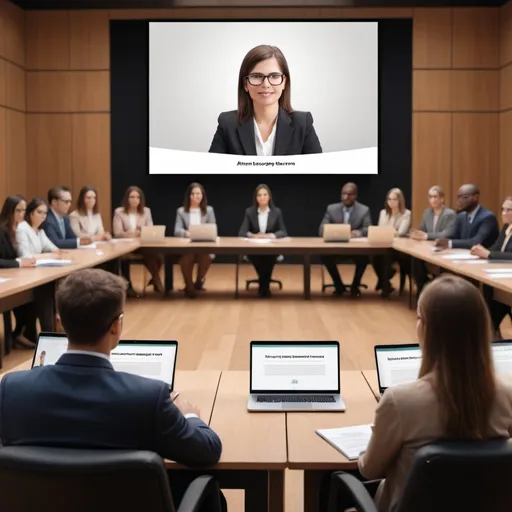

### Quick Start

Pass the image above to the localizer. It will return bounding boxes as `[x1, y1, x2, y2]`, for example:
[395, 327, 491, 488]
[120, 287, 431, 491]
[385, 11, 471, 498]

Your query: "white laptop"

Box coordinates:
[248, 341, 345, 412]
[368, 226, 395, 244]
[140, 225, 166, 242]
[189, 223, 217, 242]
[375, 340, 512, 397]
[323, 224, 351, 243]
[32, 333, 179, 390]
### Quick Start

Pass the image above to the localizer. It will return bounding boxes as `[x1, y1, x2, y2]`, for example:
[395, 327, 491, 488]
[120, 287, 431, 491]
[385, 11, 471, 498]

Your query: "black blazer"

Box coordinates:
[0, 227, 20, 268]
[444, 206, 499, 249]
[209, 107, 322, 156]
[42, 209, 78, 250]
[489, 224, 512, 260]
[238, 206, 287, 238]
[0, 353, 222, 468]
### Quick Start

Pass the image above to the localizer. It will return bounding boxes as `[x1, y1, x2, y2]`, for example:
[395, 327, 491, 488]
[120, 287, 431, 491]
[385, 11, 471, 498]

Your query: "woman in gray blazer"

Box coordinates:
[174, 183, 216, 298]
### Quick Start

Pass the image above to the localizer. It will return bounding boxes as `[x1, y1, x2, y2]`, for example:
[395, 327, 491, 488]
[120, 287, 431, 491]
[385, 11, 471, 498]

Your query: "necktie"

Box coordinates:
[462, 213, 471, 239]
[343, 208, 350, 224]
[59, 217, 65, 238]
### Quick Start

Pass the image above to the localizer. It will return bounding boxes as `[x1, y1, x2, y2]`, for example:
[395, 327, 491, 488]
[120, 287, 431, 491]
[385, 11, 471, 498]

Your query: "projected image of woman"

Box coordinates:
[209, 44, 322, 156]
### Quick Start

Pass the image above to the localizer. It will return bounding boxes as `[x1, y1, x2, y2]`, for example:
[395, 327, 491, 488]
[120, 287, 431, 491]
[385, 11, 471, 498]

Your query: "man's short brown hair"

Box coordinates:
[56, 269, 127, 345]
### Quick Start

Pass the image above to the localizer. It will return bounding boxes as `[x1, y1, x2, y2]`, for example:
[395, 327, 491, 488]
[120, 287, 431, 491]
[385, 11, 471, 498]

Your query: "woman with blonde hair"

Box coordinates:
[347, 275, 512, 512]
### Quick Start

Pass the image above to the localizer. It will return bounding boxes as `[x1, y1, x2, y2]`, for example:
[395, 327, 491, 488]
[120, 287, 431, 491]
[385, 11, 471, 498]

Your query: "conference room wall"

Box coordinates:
[501, 0, 512, 203]
[18, 6, 503, 233]
[0, 0, 26, 205]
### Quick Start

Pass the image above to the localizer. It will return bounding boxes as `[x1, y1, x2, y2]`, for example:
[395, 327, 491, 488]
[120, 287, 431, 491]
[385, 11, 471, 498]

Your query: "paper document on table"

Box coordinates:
[0, 277, 11, 284]
[440, 253, 479, 260]
[243, 238, 272, 244]
[36, 259, 72, 267]
[110, 238, 134, 243]
[316, 424, 373, 460]
[78, 243, 97, 249]
[351, 237, 368, 242]
[484, 268, 512, 273]
[465, 260, 490, 264]
[488, 274, 512, 279]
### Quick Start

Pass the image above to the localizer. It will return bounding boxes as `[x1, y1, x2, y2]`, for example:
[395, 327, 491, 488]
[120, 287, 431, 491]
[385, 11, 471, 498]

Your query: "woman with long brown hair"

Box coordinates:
[209, 44, 322, 156]
[113, 186, 164, 297]
[353, 274, 512, 512]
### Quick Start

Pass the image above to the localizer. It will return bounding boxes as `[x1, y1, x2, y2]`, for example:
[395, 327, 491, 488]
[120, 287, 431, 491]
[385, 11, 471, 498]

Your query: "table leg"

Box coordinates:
[268, 470, 284, 512]
[2, 311, 11, 360]
[164, 255, 174, 293]
[409, 256, 415, 310]
[303, 254, 311, 300]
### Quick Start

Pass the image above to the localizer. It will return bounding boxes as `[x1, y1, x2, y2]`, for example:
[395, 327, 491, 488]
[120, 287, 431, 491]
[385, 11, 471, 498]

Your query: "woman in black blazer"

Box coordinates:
[209, 44, 322, 156]
[238, 184, 287, 297]
[0, 195, 39, 348]
[471, 196, 512, 338]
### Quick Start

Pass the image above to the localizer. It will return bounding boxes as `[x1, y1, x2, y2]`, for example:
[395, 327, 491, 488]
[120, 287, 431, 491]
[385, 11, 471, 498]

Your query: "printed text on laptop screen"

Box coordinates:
[376, 346, 422, 389]
[251, 343, 338, 392]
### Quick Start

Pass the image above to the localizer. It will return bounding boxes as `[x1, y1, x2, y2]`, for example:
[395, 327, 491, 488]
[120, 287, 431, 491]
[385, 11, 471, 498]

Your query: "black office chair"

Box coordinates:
[0, 446, 222, 512]
[241, 255, 284, 291]
[328, 439, 512, 512]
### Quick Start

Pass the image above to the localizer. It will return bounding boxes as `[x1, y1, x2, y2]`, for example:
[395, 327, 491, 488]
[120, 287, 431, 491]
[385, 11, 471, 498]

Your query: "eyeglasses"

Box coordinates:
[58, 198, 72, 204]
[246, 73, 285, 86]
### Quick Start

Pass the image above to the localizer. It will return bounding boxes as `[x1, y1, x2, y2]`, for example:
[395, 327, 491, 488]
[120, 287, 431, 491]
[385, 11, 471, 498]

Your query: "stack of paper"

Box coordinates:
[36, 259, 73, 267]
[483, 268, 512, 279]
[440, 253, 479, 261]
[78, 243, 97, 249]
[316, 424, 373, 460]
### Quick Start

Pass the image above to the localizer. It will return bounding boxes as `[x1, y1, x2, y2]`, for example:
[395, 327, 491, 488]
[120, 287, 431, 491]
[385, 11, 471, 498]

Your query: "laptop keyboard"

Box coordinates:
[256, 395, 336, 403]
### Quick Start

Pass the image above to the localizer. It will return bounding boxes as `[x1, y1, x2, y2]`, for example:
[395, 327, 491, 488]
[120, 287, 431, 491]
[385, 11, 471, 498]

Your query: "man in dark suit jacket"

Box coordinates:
[0, 269, 223, 508]
[319, 183, 372, 297]
[42, 186, 92, 249]
[209, 106, 322, 155]
[435, 184, 499, 250]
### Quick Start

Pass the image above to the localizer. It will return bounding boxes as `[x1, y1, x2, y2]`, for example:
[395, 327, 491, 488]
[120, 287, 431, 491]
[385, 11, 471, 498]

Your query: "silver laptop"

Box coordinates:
[375, 340, 512, 396]
[323, 224, 351, 243]
[368, 226, 395, 244]
[140, 225, 166, 242]
[33, 333, 179, 390]
[248, 341, 345, 412]
[189, 224, 217, 242]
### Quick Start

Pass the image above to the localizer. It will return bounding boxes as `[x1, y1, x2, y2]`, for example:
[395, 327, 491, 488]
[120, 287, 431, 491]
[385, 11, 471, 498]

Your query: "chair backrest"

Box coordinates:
[0, 446, 175, 512]
[397, 439, 512, 512]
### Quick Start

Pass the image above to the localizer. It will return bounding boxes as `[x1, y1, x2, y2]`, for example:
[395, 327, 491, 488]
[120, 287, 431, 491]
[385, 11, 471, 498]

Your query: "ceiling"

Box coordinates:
[8, 0, 507, 10]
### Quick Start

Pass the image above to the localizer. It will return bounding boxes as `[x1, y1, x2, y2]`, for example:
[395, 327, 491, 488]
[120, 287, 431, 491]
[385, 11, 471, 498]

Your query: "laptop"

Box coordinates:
[32, 333, 179, 391]
[323, 224, 351, 243]
[140, 225, 166, 242]
[374, 340, 512, 396]
[368, 226, 395, 244]
[247, 341, 345, 412]
[189, 223, 217, 242]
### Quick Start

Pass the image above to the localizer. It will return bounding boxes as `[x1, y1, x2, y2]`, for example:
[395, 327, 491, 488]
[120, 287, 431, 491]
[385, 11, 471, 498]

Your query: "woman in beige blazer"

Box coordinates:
[346, 275, 512, 512]
[113, 186, 164, 296]
[372, 188, 412, 297]
[69, 186, 111, 241]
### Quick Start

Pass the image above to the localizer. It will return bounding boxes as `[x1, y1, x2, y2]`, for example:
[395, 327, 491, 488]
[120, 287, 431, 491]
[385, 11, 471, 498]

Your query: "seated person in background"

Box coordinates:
[435, 184, 499, 250]
[0, 268, 225, 510]
[174, 182, 216, 298]
[471, 196, 512, 339]
[43, 186, 93, 249]
[319, 182, 372, 297]
[238, 184, 287, 298]
[16, 199, 61, 259]
[113, 186, 164, 296]
[410, 185, 457, 297]
[0, 195, 39, 348]
[372, 188, 411, 297]
[325, 274, 512, 512]
[69, 186, 111, 242]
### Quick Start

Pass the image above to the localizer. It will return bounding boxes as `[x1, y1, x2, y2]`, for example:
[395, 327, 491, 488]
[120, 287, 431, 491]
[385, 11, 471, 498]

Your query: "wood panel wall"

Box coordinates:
[5, 5, 508, 229]
[0, 0, 26, 202]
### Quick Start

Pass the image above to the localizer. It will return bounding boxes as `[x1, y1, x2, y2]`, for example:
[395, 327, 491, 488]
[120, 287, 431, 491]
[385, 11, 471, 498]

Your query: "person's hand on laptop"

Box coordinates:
[173, 394, 201, 418]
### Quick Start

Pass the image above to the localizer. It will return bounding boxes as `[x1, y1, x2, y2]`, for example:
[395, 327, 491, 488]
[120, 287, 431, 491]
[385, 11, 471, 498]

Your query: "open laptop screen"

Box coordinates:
[33, 333, 178, 389]
[250, 341, 340, 393]
[375, 344, 422, 392]
[492, 341, 512, 374]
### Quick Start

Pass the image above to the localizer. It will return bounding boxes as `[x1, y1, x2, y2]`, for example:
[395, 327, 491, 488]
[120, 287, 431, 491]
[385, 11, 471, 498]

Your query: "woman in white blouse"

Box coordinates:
[16, 199, 60, 259]
[69, 186, 111, 241]
[174, 182, 216, 298]
[373, 188, 412, 297]
[113, 186, 164, 296]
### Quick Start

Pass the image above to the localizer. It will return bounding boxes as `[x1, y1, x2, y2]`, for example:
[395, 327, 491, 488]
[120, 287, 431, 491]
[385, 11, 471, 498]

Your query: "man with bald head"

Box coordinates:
[435, 184, 498, 250]
[319, 182, 372, 297]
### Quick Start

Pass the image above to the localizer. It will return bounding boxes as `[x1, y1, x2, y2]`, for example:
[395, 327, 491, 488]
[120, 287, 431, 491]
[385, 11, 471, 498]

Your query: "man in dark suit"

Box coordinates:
[209, 106, 322, 155]
[0, 269, 224, 509]
[43, 186, 92, 249]
[319, 183, 372, 297]
[435, 184, 499, 250]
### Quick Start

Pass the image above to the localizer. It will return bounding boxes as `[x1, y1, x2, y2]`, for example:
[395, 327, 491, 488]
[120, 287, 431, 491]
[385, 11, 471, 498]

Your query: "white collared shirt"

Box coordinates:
[501, 224, 512, 251]
[189, 207, 201, 226]
[257, 207, 270, 233]
[128, 213, 137, 232]
[254, 118, 277, 156]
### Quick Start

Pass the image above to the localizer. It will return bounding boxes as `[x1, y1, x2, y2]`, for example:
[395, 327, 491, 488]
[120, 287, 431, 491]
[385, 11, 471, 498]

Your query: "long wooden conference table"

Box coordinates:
[0, 361, 378, 512]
